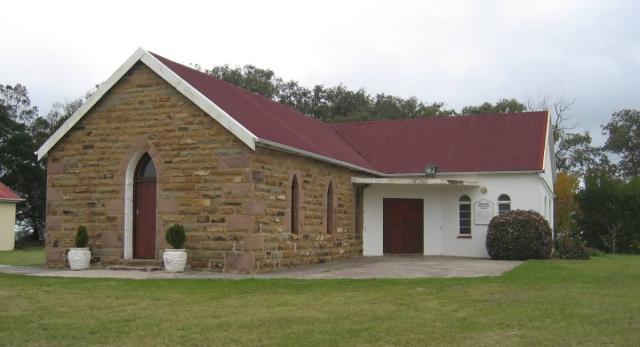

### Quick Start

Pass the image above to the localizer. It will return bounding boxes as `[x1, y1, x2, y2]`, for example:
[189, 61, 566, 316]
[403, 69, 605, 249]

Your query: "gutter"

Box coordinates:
[0, 198, 25, 203]
[255, 138, 383, 176]
[381, 170, 545, 176]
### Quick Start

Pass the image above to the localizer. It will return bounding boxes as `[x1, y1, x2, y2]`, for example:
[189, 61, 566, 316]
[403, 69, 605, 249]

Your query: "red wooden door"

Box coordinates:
[134, 154, 157, 259]
[383, 198, 423, 254]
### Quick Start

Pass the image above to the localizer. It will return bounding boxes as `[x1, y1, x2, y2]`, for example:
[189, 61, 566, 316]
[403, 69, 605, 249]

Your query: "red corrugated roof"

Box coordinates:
[332, 112, 548, 173]
[0, 181, 21, 201]
[152, 53, 548, 174]
[152, 53, 375, 171]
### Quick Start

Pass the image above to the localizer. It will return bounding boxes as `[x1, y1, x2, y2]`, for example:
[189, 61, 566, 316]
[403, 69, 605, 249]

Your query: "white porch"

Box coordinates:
[355, 173, 553, 258]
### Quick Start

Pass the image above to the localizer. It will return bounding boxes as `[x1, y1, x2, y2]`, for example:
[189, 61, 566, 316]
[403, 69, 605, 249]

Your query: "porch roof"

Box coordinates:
[351, 177, 480, 186]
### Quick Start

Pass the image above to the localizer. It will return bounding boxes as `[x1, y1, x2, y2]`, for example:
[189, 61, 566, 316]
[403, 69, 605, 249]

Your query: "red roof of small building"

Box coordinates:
[331, 112, 548, 173]
[152, 53, 549, 174]
[0, 181, 22, 202]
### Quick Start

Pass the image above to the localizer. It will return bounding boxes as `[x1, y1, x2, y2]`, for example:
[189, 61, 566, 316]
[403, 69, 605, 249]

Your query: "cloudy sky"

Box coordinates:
[1, 0, 638, 145]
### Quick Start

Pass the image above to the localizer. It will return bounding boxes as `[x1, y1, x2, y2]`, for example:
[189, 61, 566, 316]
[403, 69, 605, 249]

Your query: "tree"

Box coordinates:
[0, 85, 44, 240]
[577, 173, 640, 253]
[602, 109, 640, 178]
[555, 132, 610, 176]
[529, 97, 611, 177]
[204, 64, 279, 99]
[199, 63, 454, 122]
[0, 84, 38, 124]
[0, 83, 88, 242]
[461, 98, 527, 115]
[554, 172, 579, 235]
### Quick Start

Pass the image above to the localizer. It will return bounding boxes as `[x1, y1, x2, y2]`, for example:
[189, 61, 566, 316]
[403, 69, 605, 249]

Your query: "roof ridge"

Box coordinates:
[332, 111, 547, 126]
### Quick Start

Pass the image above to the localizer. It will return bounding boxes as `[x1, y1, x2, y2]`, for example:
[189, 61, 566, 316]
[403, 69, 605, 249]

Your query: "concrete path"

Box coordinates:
[0, 256, 522, 280]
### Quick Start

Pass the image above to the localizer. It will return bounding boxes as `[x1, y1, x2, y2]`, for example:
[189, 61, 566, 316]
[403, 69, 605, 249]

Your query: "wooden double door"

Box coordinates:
[383, 198, 424, 254]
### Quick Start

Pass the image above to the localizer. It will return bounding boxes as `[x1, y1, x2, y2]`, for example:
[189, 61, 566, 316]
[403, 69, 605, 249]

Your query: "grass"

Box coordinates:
[1, 256, 639, 346]
[0, 247, 44, 266]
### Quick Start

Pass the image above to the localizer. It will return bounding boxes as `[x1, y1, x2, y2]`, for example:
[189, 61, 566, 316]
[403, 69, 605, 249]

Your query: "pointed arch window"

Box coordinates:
[459, 195, 471, 235]
[326, 181, 334, 234]
[135, 153, 156, 181]
[291, 175, 300, 234]
[354, 185, 364, 240]
[498, 194, 511, 215]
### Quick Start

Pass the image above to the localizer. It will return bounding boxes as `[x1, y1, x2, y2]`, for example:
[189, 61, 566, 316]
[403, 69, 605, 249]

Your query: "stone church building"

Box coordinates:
[38, 48, 554, 272]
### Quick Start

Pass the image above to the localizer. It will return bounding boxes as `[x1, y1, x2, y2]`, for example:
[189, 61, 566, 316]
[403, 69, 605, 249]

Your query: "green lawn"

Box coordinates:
[1, 256, 638, 346]
[0, 247, 44, 266]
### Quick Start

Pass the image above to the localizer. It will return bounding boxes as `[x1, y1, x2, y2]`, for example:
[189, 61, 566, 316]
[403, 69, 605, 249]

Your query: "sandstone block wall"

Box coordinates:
[45, 62, 364, 272]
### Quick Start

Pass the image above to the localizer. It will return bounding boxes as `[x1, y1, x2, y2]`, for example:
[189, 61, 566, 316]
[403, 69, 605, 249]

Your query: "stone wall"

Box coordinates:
[247, 147, 363, 272]
[45, 62, 364, 272]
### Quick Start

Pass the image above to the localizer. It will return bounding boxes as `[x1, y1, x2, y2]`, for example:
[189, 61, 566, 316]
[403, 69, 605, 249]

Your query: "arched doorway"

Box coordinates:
[133, 153, 157, 259]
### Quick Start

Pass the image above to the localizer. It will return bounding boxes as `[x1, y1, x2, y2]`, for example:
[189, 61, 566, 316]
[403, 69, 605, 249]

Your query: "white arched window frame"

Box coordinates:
[498, 194, 511, 215]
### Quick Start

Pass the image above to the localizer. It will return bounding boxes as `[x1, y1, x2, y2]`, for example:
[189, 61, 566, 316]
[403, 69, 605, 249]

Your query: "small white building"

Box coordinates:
[358, 171, 554, 257]
[339, 111, 555, 258]
[0, 182, 22, 251]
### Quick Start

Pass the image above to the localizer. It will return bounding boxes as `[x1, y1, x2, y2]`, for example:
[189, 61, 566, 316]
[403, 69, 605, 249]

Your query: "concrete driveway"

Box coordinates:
[0, 256, 521, 279]
[263, 255, 522, 279]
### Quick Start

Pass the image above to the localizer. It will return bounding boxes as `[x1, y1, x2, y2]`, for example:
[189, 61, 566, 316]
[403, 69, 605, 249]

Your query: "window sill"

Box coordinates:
[457, 235, 472, 239]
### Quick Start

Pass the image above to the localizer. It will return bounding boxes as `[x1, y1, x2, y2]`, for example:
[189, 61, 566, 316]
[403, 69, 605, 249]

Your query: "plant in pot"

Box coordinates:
[68, 226, 91, 270]
[163, 224, 187, 272]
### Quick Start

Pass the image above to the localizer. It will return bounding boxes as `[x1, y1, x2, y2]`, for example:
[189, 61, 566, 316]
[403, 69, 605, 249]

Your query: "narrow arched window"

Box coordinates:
[291, 175, 300, 234]
[326, 181, 334, 234]
[135, 153, 156, 181]
[459, 195, 471, 235]
[498, 194, 511, 215]
[354, 185, 363, 240]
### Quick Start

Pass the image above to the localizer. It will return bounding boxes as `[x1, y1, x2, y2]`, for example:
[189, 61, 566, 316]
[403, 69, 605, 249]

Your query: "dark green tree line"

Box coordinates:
[577, 174, 640, 253]
[0, 84, 86, 241]
[200, 64, 457, 121]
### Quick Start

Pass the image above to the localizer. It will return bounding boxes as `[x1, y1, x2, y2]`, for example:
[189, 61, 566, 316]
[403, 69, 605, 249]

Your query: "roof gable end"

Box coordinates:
[36, 48, 257, 160]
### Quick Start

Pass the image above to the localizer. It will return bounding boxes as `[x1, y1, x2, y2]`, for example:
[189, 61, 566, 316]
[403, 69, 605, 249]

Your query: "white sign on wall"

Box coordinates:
[474, 199, 494, 225]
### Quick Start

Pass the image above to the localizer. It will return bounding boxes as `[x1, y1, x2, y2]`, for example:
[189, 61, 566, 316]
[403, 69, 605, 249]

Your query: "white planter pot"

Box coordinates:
[68, 248, 91, 270]
[163, 249, 187, 272]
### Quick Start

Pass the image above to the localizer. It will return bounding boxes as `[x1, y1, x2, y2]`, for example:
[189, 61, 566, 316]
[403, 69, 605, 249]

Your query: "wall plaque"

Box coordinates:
[474, 199, 494, 225]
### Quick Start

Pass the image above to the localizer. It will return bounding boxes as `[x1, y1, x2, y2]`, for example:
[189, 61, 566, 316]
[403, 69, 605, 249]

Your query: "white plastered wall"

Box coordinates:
[362, 173, 553, 257]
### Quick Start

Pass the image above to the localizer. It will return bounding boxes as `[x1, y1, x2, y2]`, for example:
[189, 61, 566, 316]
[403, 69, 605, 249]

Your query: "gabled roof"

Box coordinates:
[332, 112, 549, 174]
[151, 53, 374, 172]
[0, 181, 22, 202]
[36, 48, 550, 176]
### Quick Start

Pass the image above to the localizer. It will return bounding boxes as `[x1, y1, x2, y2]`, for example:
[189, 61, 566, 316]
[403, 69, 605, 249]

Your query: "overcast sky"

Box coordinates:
[2, 0, 638, 145]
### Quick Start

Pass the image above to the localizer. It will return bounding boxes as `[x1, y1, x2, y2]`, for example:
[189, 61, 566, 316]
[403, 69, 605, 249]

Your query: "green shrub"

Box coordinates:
[555, 235, 590, 259]
[165, 224, 186, 249]
[486, 210, 552, 260]
[585, 247, 605, 257]
[75, 226, 89, 248]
